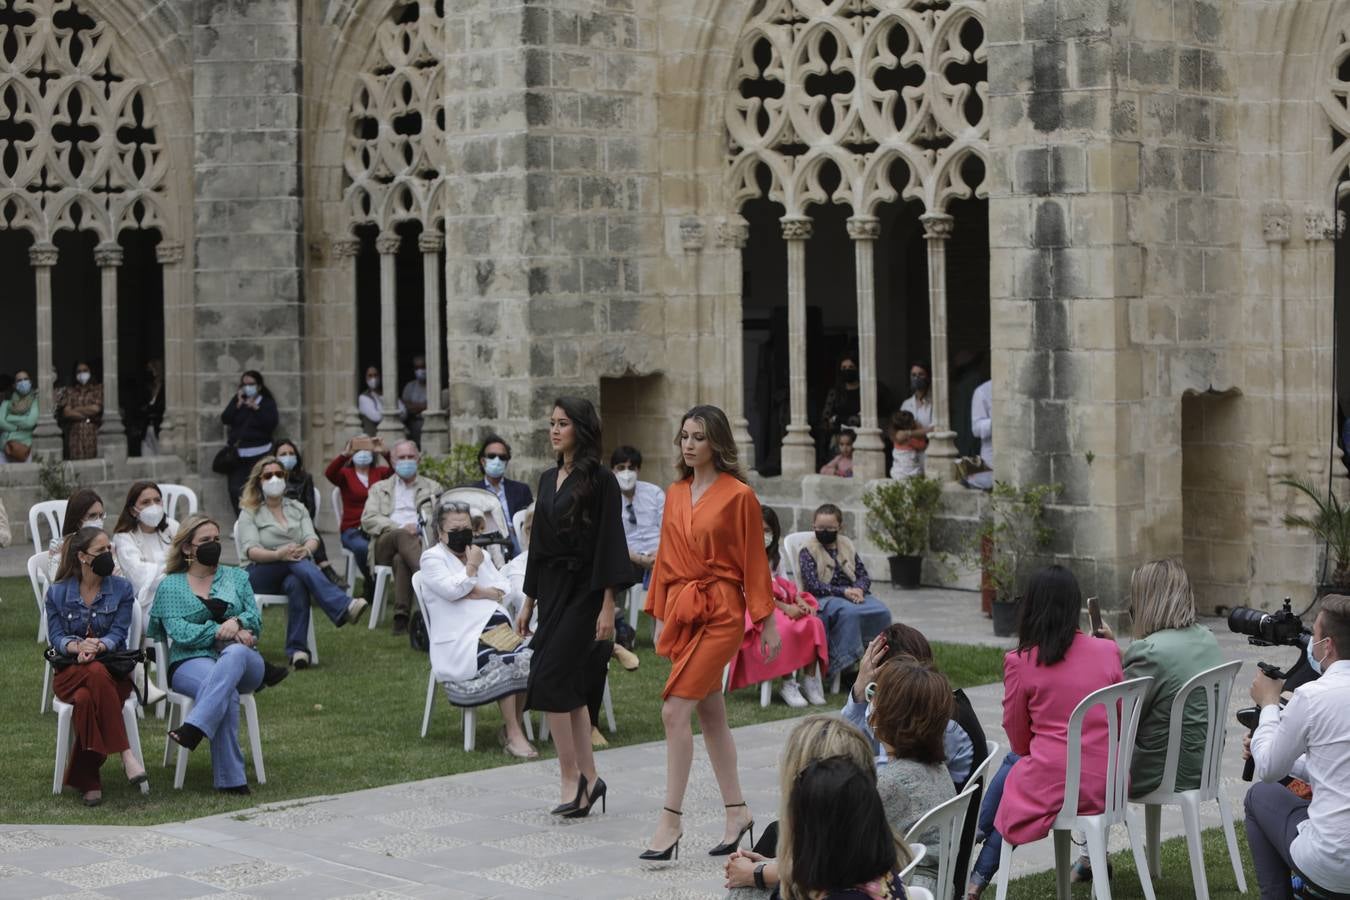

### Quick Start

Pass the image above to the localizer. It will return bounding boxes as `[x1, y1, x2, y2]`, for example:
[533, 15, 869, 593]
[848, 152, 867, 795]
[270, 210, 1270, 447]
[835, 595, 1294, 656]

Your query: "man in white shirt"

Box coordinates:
[361, 440, 443, 635]
[1245, 594, 1350, 898]
[611, 446, 664, 578]
[967, 379, 993, 490]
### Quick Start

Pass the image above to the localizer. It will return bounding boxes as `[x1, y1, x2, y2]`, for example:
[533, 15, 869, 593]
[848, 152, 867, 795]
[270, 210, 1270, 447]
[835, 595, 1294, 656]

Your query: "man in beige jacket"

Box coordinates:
[361, 440, 442, 634]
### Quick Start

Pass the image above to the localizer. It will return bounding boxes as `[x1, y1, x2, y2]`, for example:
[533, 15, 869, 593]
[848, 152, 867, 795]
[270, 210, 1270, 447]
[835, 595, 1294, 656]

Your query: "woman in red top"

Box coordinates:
[641, 405, 781, 863]
[325, 434, 392, 599]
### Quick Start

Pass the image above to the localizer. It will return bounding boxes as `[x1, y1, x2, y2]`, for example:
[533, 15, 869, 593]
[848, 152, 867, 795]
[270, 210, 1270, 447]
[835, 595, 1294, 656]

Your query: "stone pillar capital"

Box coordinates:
[780, 215, 813, 241]
[920, 211, 954, 240]
[847, 215, 881, 240]
[332, 236, 362, 259]
[155, 241, 185, 264]
[717, 215, 750, 249]
[679, 217, 706, 252]
[29, 243, 58, 267]
[94, 243, 124, 267]
[418, 232, 445, 254]
[1304, 207, 1341, 242]
[375, 232, 402, 256]
[1261, 201, 1292, 244]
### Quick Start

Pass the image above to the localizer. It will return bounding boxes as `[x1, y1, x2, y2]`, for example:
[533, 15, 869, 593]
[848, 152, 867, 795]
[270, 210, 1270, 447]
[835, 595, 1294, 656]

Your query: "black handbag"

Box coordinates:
[211, 442, 239, 474]
[44, 645, 157, 703]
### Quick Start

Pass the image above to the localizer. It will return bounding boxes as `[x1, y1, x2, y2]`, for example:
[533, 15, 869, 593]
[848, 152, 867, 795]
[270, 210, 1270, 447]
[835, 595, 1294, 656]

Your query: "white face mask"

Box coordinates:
[1307, 636, 1331, 674]
[366, 377, 379, 391]
[76, 371, 91, 385]
[261, 476, 287, 498]
[614, 469, 638, 492]
[83, 516, 105, 531]
[763, 531, 774, 549]
[138, 504, 165, 529]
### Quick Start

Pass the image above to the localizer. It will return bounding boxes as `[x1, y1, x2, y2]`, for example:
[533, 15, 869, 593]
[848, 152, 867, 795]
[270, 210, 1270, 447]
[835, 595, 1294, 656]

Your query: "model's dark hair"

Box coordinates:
[553, 396, 604, 530]
[785, 756, 897, 899]
[611, 445, 643, 468]
[762, 505, 782, 571]
[274, 438, 306, 475]
[478, 434, 511, 472]
[241, 369, 274, 400]
[61, 488, 104, 537]
[878, 622, 934, 665]
[55, 526, 107, 583]
[1016, 564, 1083, 666]
[114, 481, 168, 535]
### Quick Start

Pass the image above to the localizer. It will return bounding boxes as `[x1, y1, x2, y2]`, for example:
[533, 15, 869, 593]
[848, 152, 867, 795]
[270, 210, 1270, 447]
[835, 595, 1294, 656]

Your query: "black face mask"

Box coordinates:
[194, 541, 223, 567]
[89, 551, 116, 578]
[445, 528, 474, 553]
[840, 366, 858, 382]
[910, 374, 929, 392]
[815, 528, 838, 546]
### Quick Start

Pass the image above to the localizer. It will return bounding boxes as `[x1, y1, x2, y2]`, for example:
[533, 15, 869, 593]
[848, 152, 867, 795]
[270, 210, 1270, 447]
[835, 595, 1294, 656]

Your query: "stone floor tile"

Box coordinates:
[0, 873, 98, 900]
[185, 861, 306, 890]
[0, 845, 111, 873]
[348, 830, 466, 859]
[243, 873, 397, 899]
[97, 873, 232, 899]
[483, 830, 609, 858]
[0, 863, 32, 878]
[477, 860, 601, 889]
[78, 833, 196, 858]
[411, 842, 524, 873]
[125, 845, 252, 875]
[0, 831, 61, 853]
[371, 807, 476, 831]
[431, 817, 542, 844]
[43, 859, 170, 890]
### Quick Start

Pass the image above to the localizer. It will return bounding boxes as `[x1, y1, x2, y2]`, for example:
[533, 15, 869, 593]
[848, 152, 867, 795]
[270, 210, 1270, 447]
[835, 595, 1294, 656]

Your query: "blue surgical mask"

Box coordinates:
[242, 384, 259, 399]
[352, 450, 374, 467]
[395, 460, 418, 480]
[484, 457, 507, 479]
[15, 379, 31, 395]
[1307, 636, 1330, 675]
[277, 454, 298, 471]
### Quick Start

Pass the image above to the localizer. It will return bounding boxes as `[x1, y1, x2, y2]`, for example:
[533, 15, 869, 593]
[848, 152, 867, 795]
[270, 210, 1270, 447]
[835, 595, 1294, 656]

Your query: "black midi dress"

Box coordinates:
[523, 466, 635, 713]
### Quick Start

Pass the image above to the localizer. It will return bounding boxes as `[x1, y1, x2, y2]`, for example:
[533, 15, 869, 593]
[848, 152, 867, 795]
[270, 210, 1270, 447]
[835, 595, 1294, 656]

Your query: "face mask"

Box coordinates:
[763, 531, 774, 549]
[76, 371, 91, 385]
[444, 528, 474, 553]
[484, 457, 508, 479]
[262, 476, 287, 498]
[15, 379, 31, 395]
[614, 469, 638, 492]
[414, 368, 427, 382]
[277, 454, 298, 471]
[395, 460, 418, 480]
[242, 384, 259, 399]
[815, 528, 838, 546]
[840, 366, 857, 381]
[910, 374, 929, 392]
[352, 450, 374, 467]
[366, 377, 379, 391]
[83, 516, 105, 531]
[194, 540, 222, 567]
[138, 504, 165, 529]
[88, 550, 115, 578]
[1307, 636, 1330, 675]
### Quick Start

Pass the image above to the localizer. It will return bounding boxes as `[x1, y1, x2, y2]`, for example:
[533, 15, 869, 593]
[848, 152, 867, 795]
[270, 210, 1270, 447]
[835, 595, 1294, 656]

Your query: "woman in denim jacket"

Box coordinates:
[45, 527, 146, 805]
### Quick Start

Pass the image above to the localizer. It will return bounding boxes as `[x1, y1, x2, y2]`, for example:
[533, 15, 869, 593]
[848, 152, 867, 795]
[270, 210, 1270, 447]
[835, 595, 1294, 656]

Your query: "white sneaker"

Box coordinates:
[779, 680, 808, 708]
[801, 674, 827, 706]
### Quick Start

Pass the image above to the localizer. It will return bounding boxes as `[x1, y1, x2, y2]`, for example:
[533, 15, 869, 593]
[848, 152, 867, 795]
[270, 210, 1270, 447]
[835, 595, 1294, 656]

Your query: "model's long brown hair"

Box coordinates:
[673, 404, 745, 482]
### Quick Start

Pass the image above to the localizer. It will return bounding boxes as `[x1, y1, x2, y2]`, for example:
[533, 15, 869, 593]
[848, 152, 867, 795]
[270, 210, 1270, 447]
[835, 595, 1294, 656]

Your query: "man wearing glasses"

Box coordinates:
[610, 446, 665, 583]
[477, 435, 533, 558]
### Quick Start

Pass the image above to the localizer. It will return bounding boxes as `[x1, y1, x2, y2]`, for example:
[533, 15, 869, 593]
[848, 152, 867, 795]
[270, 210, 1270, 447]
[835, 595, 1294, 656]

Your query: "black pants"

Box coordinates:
[1245, 781, 1310, 900]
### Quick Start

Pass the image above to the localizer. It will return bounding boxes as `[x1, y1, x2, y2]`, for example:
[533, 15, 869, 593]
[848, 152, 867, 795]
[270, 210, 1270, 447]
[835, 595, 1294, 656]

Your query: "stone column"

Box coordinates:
[780, 215, 815, 477]
[155, 241, 185, 455]
[848, 214, 887, 480]
[30, 242, 61, 455]
[1261, 203, 1293, 515]
[418, 230, 447, 455]
[375, 231, 405, 443]
[332, 236, 363, 435]
[94, 242, 126, 458]
[920, 211, 958, 482]
[718, 215, 755, 467]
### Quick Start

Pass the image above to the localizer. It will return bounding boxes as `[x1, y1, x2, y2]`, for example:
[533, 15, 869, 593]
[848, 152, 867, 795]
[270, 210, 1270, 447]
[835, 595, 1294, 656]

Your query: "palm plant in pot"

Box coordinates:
[863, 476, 943, 589]
[1280, 478, 1350, 594]
[973, 481, 1059, 636]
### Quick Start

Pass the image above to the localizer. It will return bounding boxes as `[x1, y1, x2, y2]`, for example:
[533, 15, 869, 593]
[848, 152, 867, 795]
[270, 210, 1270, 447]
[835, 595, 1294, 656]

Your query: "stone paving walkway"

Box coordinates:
[0, 586, 1282, 898]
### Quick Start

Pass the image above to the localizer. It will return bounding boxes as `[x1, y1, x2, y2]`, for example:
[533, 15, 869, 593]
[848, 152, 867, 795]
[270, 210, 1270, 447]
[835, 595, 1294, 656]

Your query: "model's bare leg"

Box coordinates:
[647, 695, 697, 849]
[547, 710, 581, 803]
[697, 690, 752, 844]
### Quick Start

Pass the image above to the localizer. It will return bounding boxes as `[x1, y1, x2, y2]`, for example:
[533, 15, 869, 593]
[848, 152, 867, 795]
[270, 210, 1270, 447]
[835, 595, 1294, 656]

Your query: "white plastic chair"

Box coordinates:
[158, 633, 265, 789]
[965, 739, 1001, 793]
[780, 530, 842, 693]
[330, 487, 360, 594]
[156, 484, 198, 521]
[52, 610, 146, 793]
[28, 550, 50, 645]
[232, 519, 318, 663]
[1131, 660, 1246, 900]
[905, 782, 981, 899]
[992, 676, 1157, 900]
[899, 842, 927, 882]
[29, 499, 66, 554]
[908, 890, 935, 900]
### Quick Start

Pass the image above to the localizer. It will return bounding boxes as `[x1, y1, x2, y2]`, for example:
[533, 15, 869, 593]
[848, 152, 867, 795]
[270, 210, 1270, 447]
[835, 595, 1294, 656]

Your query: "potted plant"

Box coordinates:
[419, 442, 483, 488]
[863, 476, 943, 589]
[973, 481, 1059, 636]
[1280, 478, 1350, 593]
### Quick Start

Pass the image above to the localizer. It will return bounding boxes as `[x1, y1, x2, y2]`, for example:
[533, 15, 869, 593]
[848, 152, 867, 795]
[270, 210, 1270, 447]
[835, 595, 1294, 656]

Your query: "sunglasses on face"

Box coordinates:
[483, 453, 510, 461]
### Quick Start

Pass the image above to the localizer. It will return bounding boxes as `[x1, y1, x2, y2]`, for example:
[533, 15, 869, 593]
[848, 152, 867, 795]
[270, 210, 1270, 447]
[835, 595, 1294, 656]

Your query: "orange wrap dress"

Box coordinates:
[645, 473, 776, 700]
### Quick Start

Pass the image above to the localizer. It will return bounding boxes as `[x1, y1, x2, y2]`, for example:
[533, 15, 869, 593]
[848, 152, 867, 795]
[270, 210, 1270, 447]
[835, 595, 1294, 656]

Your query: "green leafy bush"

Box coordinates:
[863, 476, 943, 558]
[418, 443, 482, 488]
[971, 481, 1059, 601]
[38, 455, 80, 501]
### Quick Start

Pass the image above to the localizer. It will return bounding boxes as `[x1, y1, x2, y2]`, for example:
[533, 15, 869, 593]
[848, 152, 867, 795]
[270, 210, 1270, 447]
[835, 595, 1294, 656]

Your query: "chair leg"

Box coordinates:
[53, 706, 71, 794]
[1052, 829, 1072, 900]
[369, 570, 389, 631]
[1125, 809, 1158, 900]
[421, 672, 436, 738]
[760, 680, 772, 708]
[40, 662, 52, 714]
[1175, 797, 1210, 900]
[1082, 820, 1113, 900]
[162, 702, 177, 767]
[523, 712, 534, 742]
[1217, 792, 1248, 894]
[173, 698, 194, 789]
[1144, 802, 1162, 877]
[603, 678, 616, 733]
[306, 615, 319, 666]
[993, 836, 1015, 900]
[242, 695, 265, 785]
[830, 670, 841, 694]
[122, 699, 144, 772]
[539, 714, 550, 742]
[463, 707, 476, 752]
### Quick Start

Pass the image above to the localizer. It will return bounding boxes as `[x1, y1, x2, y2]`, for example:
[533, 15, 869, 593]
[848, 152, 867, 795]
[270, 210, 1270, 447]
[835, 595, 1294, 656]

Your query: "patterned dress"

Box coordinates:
[59, 382, 103, 460]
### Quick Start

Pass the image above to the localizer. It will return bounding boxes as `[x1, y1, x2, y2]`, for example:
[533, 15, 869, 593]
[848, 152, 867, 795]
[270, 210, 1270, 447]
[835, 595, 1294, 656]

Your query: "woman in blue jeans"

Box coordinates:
[149, 514, 271, 793]
[237, 457, 367, 667]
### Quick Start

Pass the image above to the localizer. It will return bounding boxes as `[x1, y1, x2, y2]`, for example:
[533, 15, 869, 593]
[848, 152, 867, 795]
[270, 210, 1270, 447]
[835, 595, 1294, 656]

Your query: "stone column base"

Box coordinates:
[781, 425, 816, 478]
[926, 430, 960, 483]
[32, 421, 62, 457]
[852, 426, 888, 481]
[98, 413, 128, 463]
[420, 411, 449, 456]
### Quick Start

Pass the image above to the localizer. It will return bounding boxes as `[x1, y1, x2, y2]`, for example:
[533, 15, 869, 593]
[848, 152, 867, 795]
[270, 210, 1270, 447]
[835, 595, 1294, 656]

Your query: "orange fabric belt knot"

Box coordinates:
[665, 576, 723, 630]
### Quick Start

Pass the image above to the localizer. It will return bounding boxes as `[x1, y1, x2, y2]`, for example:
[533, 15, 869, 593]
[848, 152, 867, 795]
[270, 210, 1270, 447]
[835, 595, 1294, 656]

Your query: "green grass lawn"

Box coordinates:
[3, 575, 1005, 825]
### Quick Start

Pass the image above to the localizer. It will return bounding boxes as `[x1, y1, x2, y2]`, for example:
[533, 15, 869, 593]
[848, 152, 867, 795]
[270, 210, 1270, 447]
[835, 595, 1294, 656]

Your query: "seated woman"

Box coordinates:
[798, 503, 892, 677]
[869, 659, 957, 894]
[966, 565, 1123, 898]
[723, 714, 912, 897]
[325, 434, 392, 598]
[727, 506, 828, 708]
[112, 481, 179, 603]
[274, 438, 344, 585]
[237, 456, 367, 668]
[45, 526, 147, 804]
[420, 500, 535, 758]
[48, 488, 120, 582]
[0, 368, 38, 462]
[149, 514, 277, 794]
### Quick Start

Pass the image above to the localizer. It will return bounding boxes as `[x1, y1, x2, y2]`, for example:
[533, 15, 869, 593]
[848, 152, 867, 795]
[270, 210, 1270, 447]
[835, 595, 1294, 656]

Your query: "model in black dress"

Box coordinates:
[517, 397, 633, 817]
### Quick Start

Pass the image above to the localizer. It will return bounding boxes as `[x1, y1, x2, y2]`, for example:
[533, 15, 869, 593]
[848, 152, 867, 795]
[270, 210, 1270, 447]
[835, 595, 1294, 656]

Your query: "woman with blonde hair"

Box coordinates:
[642, 405, 781, 861]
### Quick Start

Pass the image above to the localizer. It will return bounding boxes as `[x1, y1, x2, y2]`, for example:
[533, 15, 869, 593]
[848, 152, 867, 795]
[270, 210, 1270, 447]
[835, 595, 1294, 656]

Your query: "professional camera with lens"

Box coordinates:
[1228, 598, 1316, 781]
[472, 530, 512, 549]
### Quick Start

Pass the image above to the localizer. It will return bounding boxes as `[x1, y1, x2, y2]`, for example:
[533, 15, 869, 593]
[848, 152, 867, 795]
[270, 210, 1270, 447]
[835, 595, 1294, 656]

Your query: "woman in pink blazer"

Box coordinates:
[966, 565, 1123, 897]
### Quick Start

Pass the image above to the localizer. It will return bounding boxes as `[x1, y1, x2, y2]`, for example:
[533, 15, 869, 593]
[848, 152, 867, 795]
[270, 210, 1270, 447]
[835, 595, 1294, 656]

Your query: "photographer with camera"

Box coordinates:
[1244, 594, 1350, 899]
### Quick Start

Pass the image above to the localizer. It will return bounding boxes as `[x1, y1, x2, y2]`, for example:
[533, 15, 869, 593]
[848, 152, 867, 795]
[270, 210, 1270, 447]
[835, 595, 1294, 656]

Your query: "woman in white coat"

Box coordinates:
[420, 500, 536, 758]
[111, 481, 179, 606]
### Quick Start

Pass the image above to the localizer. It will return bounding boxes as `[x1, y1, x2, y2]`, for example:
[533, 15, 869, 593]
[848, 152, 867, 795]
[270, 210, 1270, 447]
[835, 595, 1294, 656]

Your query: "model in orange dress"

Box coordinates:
[640, 405, 781, 863]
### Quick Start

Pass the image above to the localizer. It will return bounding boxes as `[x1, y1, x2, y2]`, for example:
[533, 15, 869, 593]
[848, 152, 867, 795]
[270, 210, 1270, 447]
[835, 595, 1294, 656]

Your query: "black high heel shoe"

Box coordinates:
[639, 807, 682, 862]
[708, 801, 755, 856]
[562, 776, 606, 818]
[128, 773, 150, 795]
[551, 773, 588, 816]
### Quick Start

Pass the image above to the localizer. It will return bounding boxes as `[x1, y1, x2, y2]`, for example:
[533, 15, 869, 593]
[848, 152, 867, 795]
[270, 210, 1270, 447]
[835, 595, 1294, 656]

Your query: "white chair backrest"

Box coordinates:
[157, 484, 198, 521]
[907, 890, 935, 900]
[312, 487, 321, 521]
[437, 486, 510, 540]
[967, 739, 1001, 791]
[28, 551, 51, 636]
[898, 842, 927, 882]
[512, 505, 532, 546]
[1153, 659, 1242, 801]
[1055, 676, 1153, 830]
[29, 499, 66, 554]
[905, 782, 980, 899]
[411, 571, 430, 627]
[331, 486, 344, 533]
[780, 531, 812, 591]
[232, 519, 246, 566]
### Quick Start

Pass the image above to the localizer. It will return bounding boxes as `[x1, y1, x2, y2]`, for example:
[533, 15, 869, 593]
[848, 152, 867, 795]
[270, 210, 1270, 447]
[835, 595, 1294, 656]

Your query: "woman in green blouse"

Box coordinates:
[237, 457, 367, 668]
[149, 514, 267, 793]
